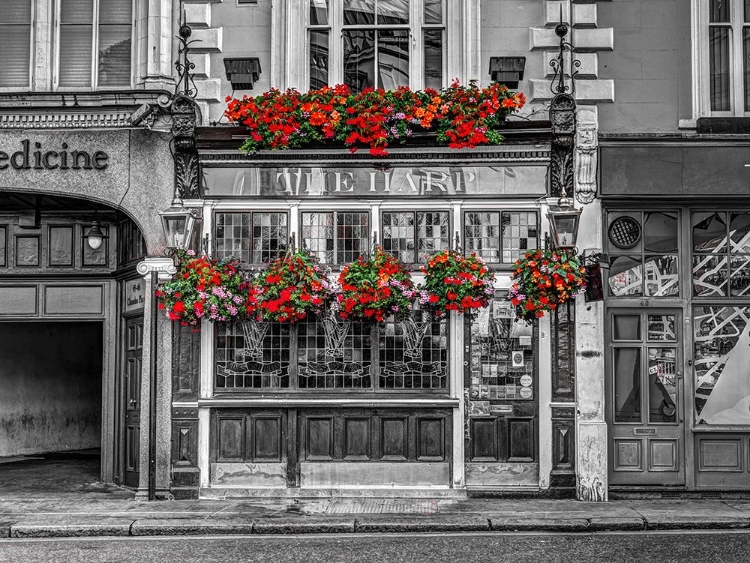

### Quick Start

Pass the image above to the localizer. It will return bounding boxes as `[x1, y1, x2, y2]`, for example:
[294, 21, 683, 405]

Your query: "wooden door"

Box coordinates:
[123, 316, 143, 488]
[608, 309, 685, 486]
[464, 296, 539, 488]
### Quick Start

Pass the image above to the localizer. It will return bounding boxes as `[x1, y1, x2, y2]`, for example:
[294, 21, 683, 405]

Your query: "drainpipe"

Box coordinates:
[148, 270, 158, 501]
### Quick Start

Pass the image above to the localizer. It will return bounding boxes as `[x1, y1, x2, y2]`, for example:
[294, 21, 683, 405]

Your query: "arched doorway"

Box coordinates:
[0, 192, 146, 495]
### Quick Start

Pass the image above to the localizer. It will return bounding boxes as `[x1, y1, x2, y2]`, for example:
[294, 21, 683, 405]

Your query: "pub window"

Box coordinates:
[0, 226, 6, 267]
[301, 211, 370, 265]
[692, 210, 750, 297]
[463, 211, 538, 265]
[215, 311, 448, 393]
[308, 0, 444, 91]
[0, 0, 32, 89]
[57, 0, 133, 89]
[381, 211, 449, 264]
[117, 216, 146, 267]
[606, 211, 679, 298]
[214, 211, 288, 264]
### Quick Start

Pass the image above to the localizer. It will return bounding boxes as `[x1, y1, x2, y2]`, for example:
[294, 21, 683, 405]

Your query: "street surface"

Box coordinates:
[2, 531, 750, 563]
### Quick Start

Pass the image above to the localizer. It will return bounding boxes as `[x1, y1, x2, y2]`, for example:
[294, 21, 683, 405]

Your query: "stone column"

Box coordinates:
[574, 105, 607, 502]
[136, 257, 176, 500]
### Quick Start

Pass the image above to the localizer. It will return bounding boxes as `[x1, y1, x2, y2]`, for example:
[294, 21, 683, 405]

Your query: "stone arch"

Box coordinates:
[0, 129, 173, 255]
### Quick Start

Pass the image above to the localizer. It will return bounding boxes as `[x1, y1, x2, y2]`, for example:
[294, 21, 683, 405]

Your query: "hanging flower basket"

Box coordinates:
[420, 250, 496, 317]
[156, 251, 250, 327]
[336, 247, 416, 322]
[508, 249, 587, 322]
[249, 248, 330, 323]
[224, 80, 526, 156]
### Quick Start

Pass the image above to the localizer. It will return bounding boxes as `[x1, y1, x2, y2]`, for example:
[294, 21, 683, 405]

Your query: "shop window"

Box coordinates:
[57, 0, 133, 89]
[0, 0, 32, 89]
[694, 305, 750, 425]
[301, 211, 369, 265]
[606, 211, 679, 298]
[381, 211, 449, 264]
[214, 212, 288, 264]
[692, 211, 750, 297]
[308, 0, 444, 91]
[0, 226, 6, 267]
[466, 295, 536, 409]
[215, 311, 448, 393]
[117, 217, 146, 267]
[463, 211, 538, 265]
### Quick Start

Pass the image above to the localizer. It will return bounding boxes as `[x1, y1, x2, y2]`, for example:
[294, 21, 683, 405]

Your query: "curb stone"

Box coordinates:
[130, 518, 255, 536]
[0, 522, 10, 539]
[253, 520, 355, 534]
[587, 517, 645, 532]
[355, 517, 490, 533]
[644, 516, 750, 531]
[10, 523, 132, 538]
[489, 518, 590, 532]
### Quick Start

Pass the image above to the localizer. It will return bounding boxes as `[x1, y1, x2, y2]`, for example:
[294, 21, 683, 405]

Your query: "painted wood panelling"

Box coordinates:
[44, 285, 103, 315]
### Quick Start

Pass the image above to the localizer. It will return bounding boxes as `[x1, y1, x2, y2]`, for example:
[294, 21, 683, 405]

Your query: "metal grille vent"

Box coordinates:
[609, 216, 641, 249]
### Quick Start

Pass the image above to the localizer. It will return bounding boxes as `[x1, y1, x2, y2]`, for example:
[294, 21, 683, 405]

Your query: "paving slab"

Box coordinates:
[643, 515, 749, 531]
[130, 518, 254, 536]
[355, 516, 490, 533]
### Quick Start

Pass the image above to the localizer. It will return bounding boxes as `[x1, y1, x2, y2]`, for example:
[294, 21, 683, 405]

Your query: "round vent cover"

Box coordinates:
[609, 216, 641, 249]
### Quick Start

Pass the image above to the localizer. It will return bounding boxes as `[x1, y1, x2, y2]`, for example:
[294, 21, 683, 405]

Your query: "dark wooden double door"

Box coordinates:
[123, 317, 143, 488]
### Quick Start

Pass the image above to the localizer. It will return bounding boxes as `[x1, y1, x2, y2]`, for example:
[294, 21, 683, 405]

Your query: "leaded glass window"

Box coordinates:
[463, 211, 538, 264]
[214, 212, 288, 264]
[215, 322, 291, 389]
[301, 211, 369, 264]
[606, 211, 679, 298]
[692, 211, 750, 297]
[381, 211, 449, 263]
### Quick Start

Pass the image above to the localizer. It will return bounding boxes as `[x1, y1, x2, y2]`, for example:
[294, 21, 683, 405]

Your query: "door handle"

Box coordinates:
[129, 399, 137, 407]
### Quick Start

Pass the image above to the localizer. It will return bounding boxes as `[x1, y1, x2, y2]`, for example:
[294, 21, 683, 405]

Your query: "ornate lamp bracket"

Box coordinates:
[549, 15, 579, 201]
[159, 7, 201, 201]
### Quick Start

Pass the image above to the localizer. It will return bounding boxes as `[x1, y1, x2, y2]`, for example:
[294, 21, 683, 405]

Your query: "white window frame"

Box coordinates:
[273, 0, 480, 91]
[53, 0, 136, 91]
[687, 0, 750, 125]
[0, 0, 35, 92]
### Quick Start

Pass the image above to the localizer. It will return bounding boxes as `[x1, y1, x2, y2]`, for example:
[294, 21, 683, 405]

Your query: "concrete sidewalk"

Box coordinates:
[2, 495, 750, 538]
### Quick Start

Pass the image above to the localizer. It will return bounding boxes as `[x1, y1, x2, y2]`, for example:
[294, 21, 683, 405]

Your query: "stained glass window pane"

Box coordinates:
[501, 211, 538, 264]
[377, 30, 409, 90]
[710, 27, 731, 112]
[215, 322, 290, 389]
[417, 211, 449, 261]
[302, 212, 334, 264]
[252, 212, 287, 263]
[343, 30, 375, 92]
[382, 212, 415, 263]
[464, 212, 500, 263]
[215, 212, 251, 263]
[336, 212, 370, 263]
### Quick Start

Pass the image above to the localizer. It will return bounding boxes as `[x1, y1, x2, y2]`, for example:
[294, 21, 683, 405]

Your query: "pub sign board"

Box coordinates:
[202, 165, 548, 198]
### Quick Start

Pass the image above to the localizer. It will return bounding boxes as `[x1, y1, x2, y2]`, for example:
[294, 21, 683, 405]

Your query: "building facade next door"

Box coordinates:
[608, 309, 684, 486]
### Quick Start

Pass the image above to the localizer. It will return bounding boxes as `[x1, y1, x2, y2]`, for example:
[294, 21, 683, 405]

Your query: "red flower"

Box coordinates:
[429, 294, 440, 304]
[173, 301, 186, 313]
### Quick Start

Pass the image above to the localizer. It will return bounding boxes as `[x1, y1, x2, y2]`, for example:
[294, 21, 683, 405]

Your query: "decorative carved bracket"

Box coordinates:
[550, 93, 576, 199]
[171, 95, 200, 200]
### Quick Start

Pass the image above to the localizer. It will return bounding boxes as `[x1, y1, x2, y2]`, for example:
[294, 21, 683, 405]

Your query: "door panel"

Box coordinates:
[123, 316, 143, 488]
[608, 310, 684, 486]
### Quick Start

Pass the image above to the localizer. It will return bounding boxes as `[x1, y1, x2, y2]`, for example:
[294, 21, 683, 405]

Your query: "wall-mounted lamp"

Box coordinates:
[488, 56, 526, 89]
[83, 220, 109, 250]
[224, 57, 262, 91]
[159, 206, 201, 251]
[547, 198, 582, 250]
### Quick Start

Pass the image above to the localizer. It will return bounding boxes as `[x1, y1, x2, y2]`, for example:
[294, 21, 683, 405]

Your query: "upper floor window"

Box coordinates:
[57, 0, 133, 89]
[0, 0, 32, 88]
[307, 0, 445, 91]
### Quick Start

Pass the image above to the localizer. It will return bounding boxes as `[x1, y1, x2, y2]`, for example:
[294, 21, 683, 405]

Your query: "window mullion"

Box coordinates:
[92, 0, 99, 89]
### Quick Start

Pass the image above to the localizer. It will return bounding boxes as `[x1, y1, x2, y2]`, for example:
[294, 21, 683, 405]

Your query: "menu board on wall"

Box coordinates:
[202, 165, 548, 198]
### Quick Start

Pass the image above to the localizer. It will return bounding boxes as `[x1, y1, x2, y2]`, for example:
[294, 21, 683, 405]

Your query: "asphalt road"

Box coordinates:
[2, 531, 750, 563]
